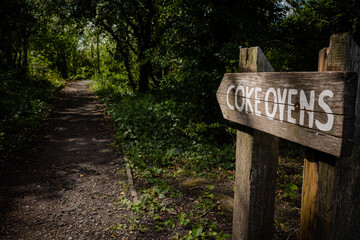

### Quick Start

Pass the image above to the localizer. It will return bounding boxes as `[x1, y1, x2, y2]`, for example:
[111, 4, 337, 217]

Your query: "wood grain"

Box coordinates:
[300, 149, 335, 240]
[300, 39, 336, 240]
[300, 33, 360, 240]
[330, 33, 360, 240]
[216, 71, 357, 157]
[300, 157, 319, 240]
[217, 72, 357, 116]
[232, 47, 278, 240]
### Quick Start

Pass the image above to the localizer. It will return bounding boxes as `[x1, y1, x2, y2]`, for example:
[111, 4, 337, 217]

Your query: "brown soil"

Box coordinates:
[0, 80, 133, 239]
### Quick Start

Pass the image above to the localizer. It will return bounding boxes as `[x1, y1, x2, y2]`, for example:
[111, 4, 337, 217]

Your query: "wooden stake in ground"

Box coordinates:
[232, 47, 279, 240]
[329, 33, 360, 240]
[300, 44, 336, 240]
[300, 33, 360, 240]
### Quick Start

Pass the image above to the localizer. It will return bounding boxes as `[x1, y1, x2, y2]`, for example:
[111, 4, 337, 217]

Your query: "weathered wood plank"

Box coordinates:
[217, 94, 350, 138]
[219, 101, 343, 156]
[232, 47, 278, 240]
[217, 72, 357, 116]
[216, 71, 357, 157]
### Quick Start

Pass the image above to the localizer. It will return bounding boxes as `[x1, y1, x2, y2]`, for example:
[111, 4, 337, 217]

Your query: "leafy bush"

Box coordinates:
[91, 78, 235, 173]
[0, 69, 64, 151]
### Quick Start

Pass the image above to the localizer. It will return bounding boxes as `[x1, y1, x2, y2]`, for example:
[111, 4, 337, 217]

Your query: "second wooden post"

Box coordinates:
[300, 33, 360, 240]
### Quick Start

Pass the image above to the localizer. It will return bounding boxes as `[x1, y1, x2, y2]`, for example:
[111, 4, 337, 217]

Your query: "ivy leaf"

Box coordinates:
[206, 184, 214, 190]
[192, 224, 203, 238]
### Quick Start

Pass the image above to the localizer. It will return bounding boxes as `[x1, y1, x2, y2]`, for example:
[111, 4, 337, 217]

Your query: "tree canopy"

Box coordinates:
[2, 0, 360, 151]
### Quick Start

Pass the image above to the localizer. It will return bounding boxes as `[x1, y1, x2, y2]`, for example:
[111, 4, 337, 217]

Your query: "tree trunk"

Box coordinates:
[116, 44, 136, 92]
[123, 55, 136, 92]
[97, 34, 100, 74]
[139, 60, 151, 93]
[17, 50, 22, 72]
[21, 37, 29, 74]
[57, 50, 68, 79]
[137, 35, 152, 93]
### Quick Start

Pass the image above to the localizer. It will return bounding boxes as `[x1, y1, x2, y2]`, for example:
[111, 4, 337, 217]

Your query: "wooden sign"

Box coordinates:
[216, 72, 358, 157]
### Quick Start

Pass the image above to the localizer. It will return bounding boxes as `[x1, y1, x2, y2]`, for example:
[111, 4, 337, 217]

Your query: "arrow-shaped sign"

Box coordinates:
[216, 71, 357, 157]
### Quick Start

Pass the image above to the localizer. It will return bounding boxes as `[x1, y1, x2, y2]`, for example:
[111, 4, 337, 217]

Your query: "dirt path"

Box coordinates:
[0, 80, 130, 239]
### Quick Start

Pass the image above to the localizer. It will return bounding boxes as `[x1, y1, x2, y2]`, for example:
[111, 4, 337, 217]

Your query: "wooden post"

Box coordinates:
[300, 33, 360, 239]
[300, 46, 336, 240]
[330, 33, 360, 240]
[300, 150, 335, 240]
[232, 47, 279, 240]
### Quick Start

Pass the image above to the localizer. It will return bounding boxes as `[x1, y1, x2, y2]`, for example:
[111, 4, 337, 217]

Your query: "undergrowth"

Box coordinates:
[91, 78, 235, 177]
[0, 69, 65, 151]
[114, 181, 231, 239]
[91, 77, 304, 239]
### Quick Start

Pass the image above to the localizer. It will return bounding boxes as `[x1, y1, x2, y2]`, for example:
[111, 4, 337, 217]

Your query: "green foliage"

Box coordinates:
[0, 0, 36, 72]
[108, 224, 127, 230]
[0, 0, 79, 152]
[184, 221, 231, 240]
[282, 182, 299, 200]
[277, 145, 303, 204]
[92, 78, 235, 174]
[114, 165, 231, 239]
[191, 224, 203, 238]
[164, 217, 176, 229]
[177, 212, 190, 226]
[204, 185, 215, 199]
[0, 70, 64, 151]
[268, 0, 360, 72]
[89, 0, 182, 93]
